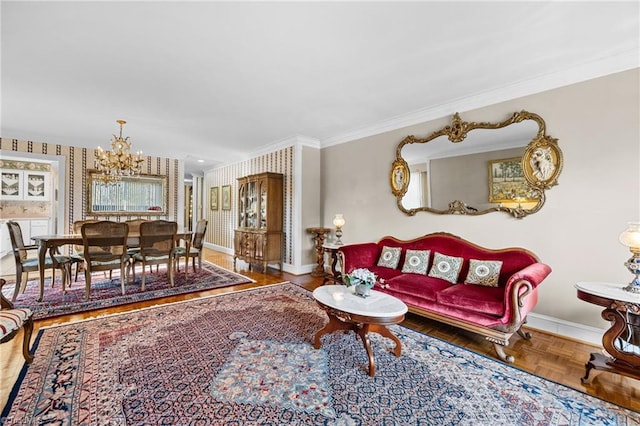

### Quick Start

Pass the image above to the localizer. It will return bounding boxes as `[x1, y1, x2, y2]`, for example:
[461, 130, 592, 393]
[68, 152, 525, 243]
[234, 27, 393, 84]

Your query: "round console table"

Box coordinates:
[575, 281, 640, 383]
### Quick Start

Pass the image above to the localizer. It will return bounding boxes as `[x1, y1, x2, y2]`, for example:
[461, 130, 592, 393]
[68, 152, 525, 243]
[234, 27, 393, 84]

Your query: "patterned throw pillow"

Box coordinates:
[401, 249, 431, 275]
[465, 259, 503, 287]
[428, 252, 463, 284]
[377, 246, 402, 269]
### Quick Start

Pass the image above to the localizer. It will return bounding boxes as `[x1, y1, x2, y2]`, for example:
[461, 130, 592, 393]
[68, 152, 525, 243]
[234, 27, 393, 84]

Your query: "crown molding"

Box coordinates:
[249, 134, 321, 159]
[321, 50, 640, 148]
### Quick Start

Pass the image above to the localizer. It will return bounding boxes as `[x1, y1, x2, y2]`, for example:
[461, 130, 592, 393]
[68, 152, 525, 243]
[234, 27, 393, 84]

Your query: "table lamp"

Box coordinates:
[333, 214, 345, 245]
[619, 221, 640, 293]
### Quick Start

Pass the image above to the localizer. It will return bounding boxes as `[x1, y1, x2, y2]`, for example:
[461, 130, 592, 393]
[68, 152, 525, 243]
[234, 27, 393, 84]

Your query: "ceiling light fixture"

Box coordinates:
[95, 120, 144, 183]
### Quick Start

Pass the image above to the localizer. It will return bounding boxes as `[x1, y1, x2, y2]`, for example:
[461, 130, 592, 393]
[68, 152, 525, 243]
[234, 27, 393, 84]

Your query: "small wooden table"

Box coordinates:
[313, 285, 408, 376]
[322, 243, 342, 284]
[575, 281, 640, 383]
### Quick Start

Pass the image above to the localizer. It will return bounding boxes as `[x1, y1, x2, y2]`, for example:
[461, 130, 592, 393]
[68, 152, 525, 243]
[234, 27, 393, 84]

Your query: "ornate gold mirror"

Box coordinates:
[87, 171, 168, 216]
[391, 111, 562, 218]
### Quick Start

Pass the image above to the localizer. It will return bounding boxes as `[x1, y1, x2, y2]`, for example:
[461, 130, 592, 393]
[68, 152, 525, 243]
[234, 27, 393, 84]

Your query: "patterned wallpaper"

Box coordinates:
[204, 146, 295, 266]
[0, 138, 181, 234]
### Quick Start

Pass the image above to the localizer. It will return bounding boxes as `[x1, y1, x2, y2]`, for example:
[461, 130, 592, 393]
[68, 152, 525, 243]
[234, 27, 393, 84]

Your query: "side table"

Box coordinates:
[306, 227, 332, 277]
[322, 243, 342, 284]
[575, 281, 640, 383]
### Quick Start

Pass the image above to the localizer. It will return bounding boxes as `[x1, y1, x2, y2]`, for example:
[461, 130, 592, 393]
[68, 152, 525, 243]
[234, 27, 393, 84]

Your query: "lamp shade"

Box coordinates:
[619, 222, 640, 249]
[333, 214, 345, 228]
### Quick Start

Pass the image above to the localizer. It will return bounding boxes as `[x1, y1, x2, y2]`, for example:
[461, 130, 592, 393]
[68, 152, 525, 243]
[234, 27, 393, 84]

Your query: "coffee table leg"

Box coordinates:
[314, 313, 351, 349]
[369, 324, 403, 357]
[356, 324, 376, 376]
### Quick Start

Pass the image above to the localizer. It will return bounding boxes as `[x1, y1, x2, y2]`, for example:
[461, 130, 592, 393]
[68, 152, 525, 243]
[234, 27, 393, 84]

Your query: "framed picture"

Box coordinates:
[210, 186, 219, 211]
[221, 185, 232, 210]
[0, 170, 23, 200]
[488, 157, 538, 203]
[522, 139, 563, 188]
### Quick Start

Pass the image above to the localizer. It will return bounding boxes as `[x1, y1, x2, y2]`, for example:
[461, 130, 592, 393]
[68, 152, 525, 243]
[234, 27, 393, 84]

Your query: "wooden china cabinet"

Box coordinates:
[233, 172, 284, 272]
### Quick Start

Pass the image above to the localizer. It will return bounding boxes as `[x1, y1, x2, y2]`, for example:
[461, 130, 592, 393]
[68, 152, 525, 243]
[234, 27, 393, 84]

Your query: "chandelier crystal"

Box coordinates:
[95, 120, 144, 183]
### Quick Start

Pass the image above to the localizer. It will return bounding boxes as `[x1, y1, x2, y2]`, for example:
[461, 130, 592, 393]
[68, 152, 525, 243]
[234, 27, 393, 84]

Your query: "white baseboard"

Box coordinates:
[526, 312, 606, 346]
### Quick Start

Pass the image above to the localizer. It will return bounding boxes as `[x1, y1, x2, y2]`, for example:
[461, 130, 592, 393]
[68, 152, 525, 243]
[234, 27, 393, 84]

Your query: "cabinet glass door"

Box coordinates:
[260, 180, 267, 229]
[238, 184, 246, 227]
[247, 181, 257, 228]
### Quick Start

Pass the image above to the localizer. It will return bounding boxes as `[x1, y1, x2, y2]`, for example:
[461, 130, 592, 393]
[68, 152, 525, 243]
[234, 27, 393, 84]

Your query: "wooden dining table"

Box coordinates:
[30, 231, 192, 302]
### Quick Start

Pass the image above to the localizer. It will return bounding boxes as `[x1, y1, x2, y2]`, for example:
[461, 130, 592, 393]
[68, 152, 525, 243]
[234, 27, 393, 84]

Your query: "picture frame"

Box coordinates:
[221, 185, 231, 210]
[522, 137, 563, 188]
[488, 157, 538, 203]
[210, 186, 219, 211]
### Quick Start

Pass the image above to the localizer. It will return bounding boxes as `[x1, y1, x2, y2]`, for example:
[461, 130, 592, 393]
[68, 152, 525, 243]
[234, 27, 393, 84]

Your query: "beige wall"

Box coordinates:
[321, 68, 640, 332]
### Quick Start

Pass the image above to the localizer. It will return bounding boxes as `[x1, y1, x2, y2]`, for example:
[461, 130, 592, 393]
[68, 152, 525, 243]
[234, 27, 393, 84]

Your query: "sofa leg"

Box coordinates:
[516, 327, 532, 340]
[493, 343, 515, 363]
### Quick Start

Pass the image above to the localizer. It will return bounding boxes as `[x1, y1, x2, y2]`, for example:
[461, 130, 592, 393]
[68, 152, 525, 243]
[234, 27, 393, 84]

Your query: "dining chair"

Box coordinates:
[175, 219, 208, 274]
[124, 218, 156, 273]
[71, 219, 99, 282]
[6, 221, 72, 301]
[80, 221, 130, 300]
[131, 220, 178, 291]
[0, 278, 34, 363]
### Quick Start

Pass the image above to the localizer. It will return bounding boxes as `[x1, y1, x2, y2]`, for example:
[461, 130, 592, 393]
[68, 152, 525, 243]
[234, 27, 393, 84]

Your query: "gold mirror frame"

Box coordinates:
[391, 111, 563, 218]
[87, 171, 168, 216]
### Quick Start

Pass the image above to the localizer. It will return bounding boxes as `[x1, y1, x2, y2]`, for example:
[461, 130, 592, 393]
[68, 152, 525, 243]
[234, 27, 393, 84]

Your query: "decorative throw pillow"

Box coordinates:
[465, 259, 503, 287]
[377, 246, 402, 269]
[428, 252, 463, 284]
[401, 249, 430, 275]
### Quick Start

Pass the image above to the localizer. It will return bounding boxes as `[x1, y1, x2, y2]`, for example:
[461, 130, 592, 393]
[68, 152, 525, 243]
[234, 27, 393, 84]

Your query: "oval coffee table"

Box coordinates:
[312, 285, 408, 376]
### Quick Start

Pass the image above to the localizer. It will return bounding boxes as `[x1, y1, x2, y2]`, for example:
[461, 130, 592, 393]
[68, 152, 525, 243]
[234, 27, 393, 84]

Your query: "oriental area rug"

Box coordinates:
[1, 261, 253, 320]
[2, 283, 638, 425]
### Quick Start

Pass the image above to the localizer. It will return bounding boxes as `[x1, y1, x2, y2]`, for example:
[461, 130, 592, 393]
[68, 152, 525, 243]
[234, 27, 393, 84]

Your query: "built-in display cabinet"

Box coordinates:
[233, 172, 283, 272]
[1, 170, 50, 201]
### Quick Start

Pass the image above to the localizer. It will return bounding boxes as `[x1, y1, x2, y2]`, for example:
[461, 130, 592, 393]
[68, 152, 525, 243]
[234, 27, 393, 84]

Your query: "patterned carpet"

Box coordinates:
[1, 261, 253, 320]
[2, 283, 638, 425]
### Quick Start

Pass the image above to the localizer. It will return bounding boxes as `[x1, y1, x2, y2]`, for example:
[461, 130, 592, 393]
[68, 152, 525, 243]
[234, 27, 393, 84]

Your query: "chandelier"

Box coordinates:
[95, 120, 144, 183]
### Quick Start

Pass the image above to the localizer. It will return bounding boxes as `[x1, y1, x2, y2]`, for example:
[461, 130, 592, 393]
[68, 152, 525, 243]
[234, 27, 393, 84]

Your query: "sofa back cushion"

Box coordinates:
[377, 246, 402, 269]
[377, 233, 539, 286]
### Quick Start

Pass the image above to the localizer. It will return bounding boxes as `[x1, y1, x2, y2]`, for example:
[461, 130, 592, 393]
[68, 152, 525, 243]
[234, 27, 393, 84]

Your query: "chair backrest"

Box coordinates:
[139, 220, 177, 256]
[6, 221, 28, 261]
[124, 218, 148, 235]
[81, 221, 129, 262]
[73, 220, 99, 253]
[192, 219, 208, 250]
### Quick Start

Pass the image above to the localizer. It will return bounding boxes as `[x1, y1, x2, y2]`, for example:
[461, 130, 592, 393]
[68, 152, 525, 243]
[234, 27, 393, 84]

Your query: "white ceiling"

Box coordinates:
[2, 1, 638, 178]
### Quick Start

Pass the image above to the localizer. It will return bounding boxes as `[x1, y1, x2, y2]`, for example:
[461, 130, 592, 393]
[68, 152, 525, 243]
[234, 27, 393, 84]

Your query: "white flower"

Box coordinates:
[343, 268, 377, 288]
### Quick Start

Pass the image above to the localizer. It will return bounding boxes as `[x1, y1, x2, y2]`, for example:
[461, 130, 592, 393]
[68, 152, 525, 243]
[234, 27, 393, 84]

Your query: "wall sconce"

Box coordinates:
[333, 214, 345, 245]
[619, 222, 640, 293]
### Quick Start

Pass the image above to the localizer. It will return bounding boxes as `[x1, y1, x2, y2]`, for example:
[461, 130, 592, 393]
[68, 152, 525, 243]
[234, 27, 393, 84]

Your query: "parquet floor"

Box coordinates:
[1, 248, 638, 414]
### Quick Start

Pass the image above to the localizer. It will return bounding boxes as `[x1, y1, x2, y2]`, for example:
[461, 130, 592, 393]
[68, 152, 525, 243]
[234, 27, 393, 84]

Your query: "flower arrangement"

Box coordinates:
[343, 268, 377, 289]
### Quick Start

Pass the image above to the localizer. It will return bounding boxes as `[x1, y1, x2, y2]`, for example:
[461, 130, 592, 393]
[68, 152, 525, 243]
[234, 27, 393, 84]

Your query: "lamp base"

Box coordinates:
[623, 255, 640, 293]
[623, 276, 640, 293]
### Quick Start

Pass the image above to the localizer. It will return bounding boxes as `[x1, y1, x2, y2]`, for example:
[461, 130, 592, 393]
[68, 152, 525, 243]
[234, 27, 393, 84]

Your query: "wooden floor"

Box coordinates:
[1, 248, 638, 414]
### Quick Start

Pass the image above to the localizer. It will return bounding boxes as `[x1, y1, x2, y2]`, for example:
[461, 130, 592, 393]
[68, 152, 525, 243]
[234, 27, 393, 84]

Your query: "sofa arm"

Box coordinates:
[338, 243, 380, 274]
[500, 262, 552, 328]
[505, 262, 552, 293]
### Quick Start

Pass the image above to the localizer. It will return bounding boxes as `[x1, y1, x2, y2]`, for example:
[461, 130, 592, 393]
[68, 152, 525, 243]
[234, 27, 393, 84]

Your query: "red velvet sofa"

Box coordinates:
[337, 232, 552, 362]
